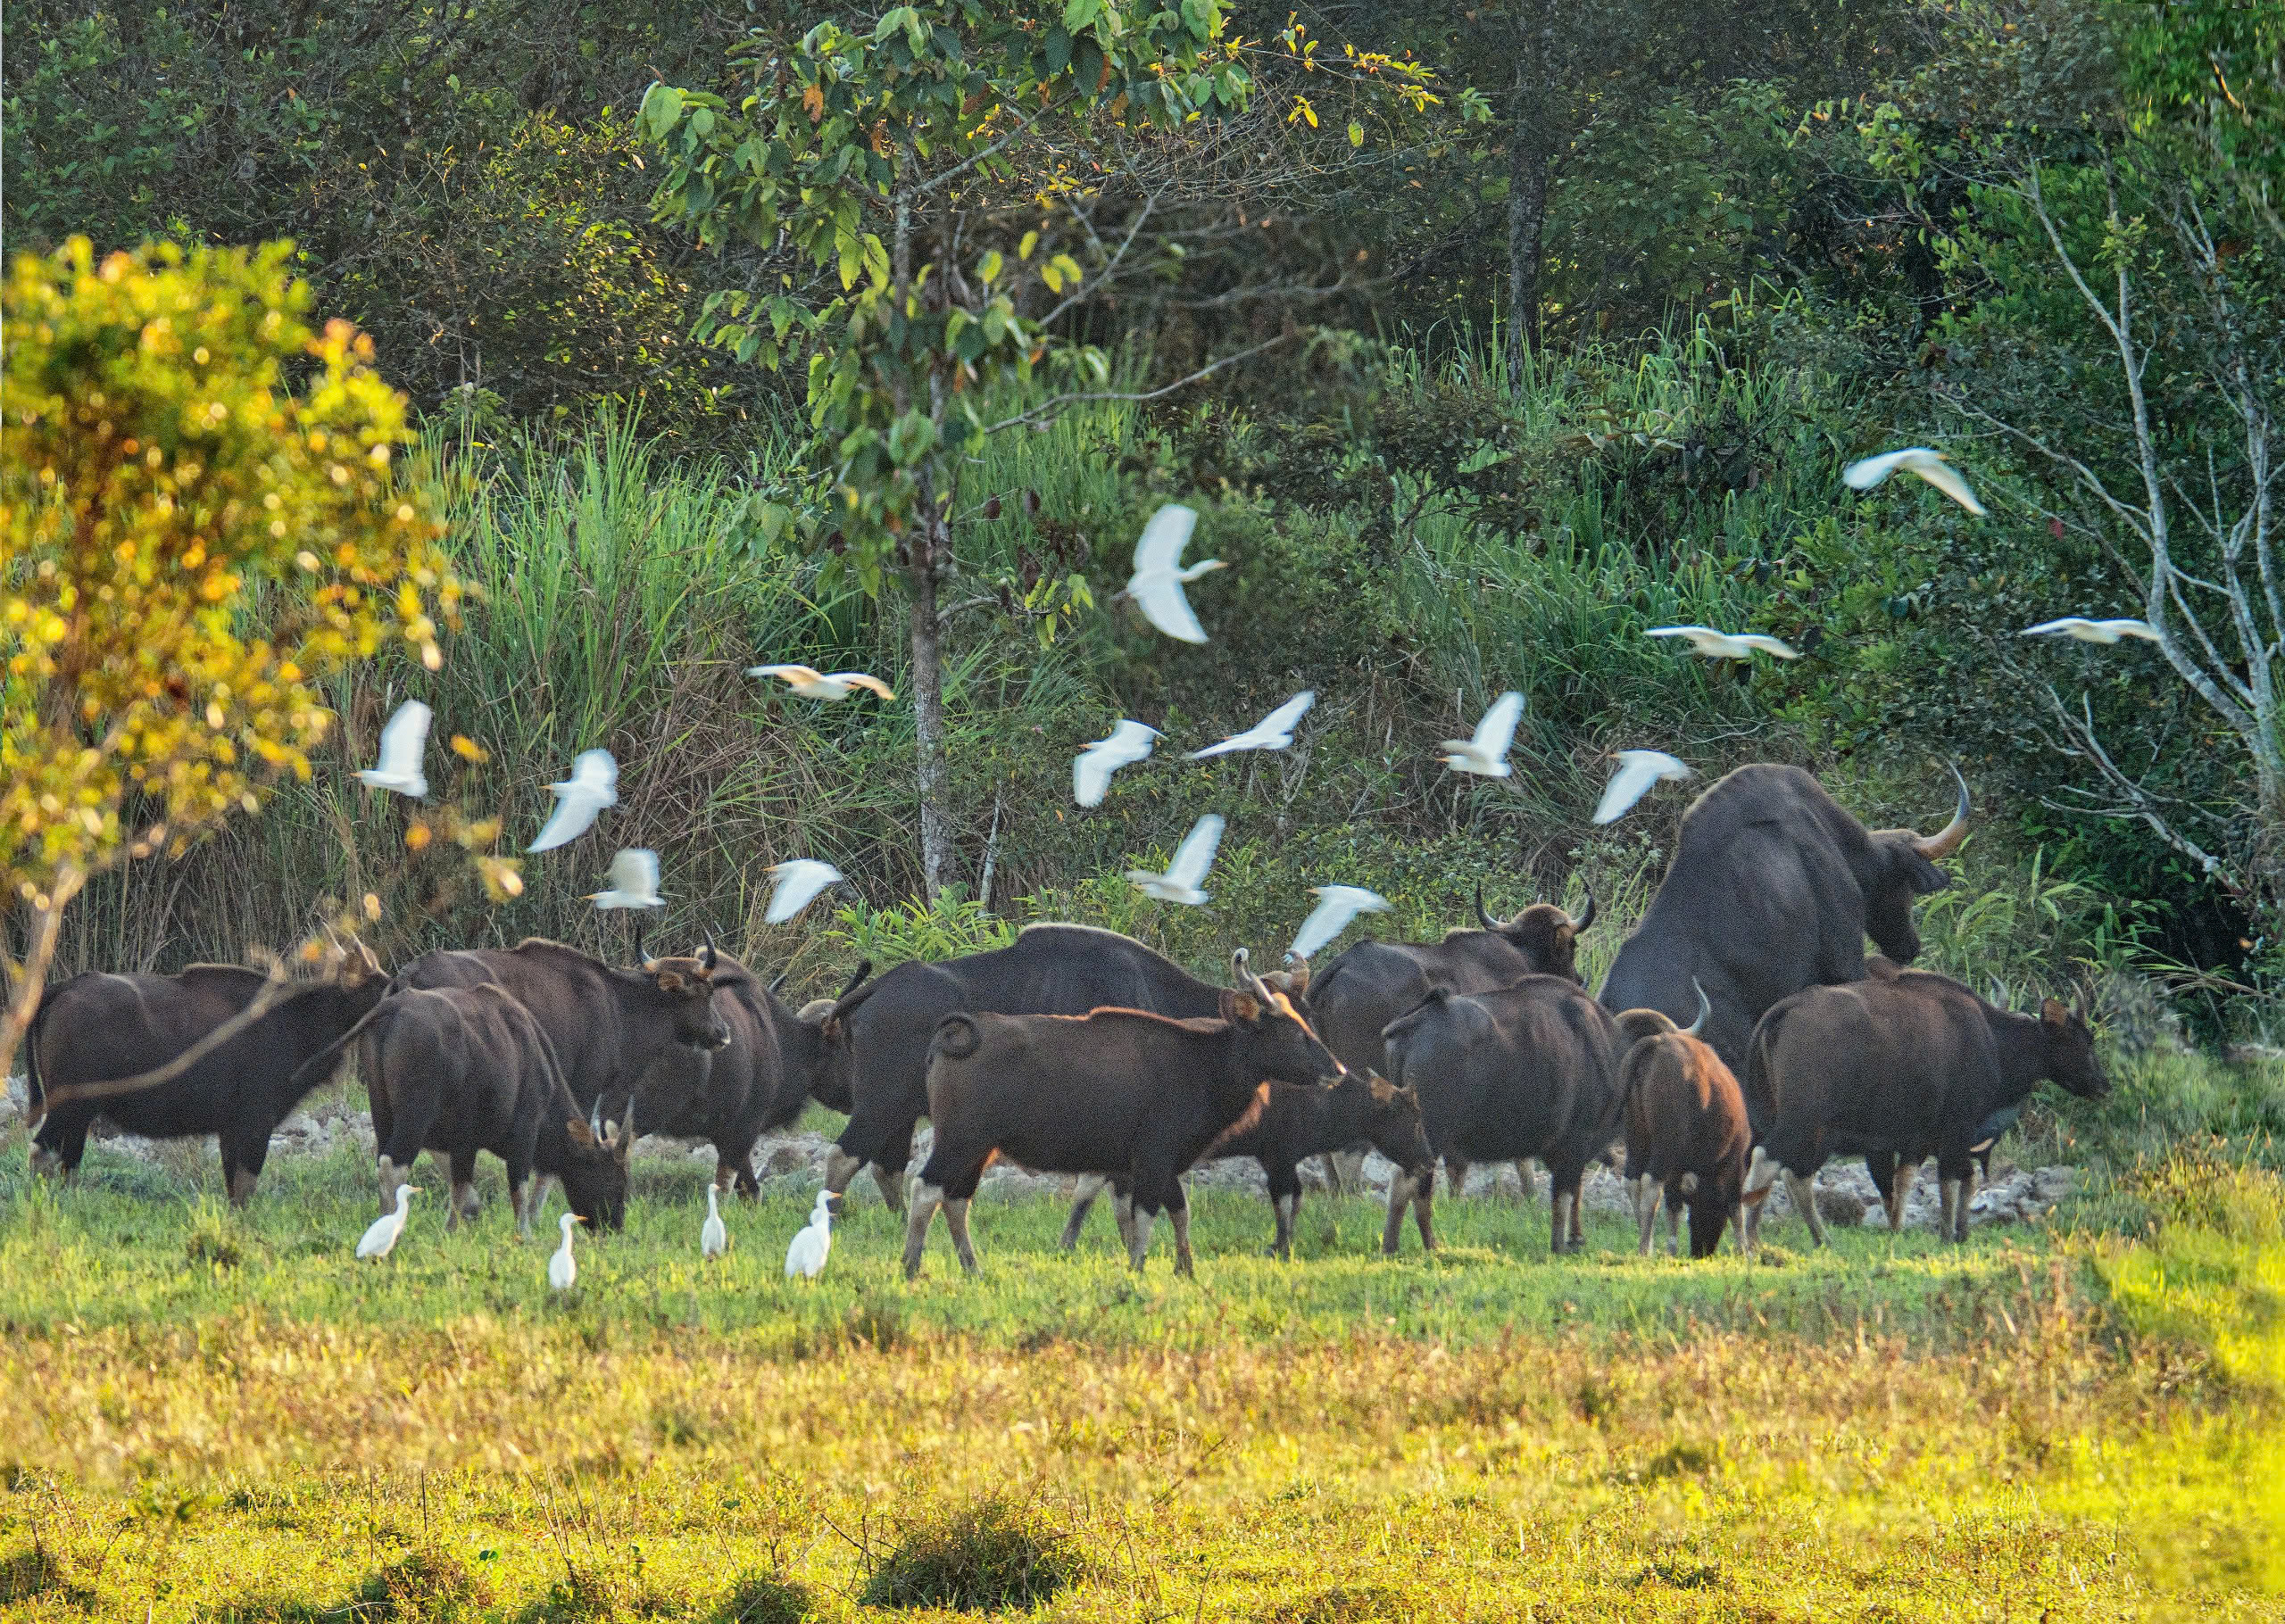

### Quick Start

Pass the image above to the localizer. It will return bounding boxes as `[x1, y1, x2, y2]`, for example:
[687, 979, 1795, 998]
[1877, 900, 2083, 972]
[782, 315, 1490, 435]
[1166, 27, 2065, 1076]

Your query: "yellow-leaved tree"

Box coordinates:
[1, 237, 463, 1083]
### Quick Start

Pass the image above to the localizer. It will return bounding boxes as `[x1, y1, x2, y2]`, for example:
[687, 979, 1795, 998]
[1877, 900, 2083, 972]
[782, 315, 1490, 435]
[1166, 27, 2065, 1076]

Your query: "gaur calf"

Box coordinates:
[366, 983, 632, 1234]
[904, 951, 1343, 1279]
[1615, 987, 1751, 1258]
[1743, 970, 2107, 1246]
[1060, 1069, 1432, 1260]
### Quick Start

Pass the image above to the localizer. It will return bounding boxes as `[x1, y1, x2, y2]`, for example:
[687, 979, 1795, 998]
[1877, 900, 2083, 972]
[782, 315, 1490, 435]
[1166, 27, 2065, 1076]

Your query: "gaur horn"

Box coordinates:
[1911, 762, 1973, 859]
[699, 938, 719, 974]
[1475, 879, 1500, 932]
[1232, 947, 1270, 1000]
[1988, 978, 2009, 1012]
[1280, 950, 1311, 998]
[1568, 891, 1597, 932]
[1684, 979, 1711, 1038]
[588, 1098, 603, 1139]
[768, 968, 791, 998]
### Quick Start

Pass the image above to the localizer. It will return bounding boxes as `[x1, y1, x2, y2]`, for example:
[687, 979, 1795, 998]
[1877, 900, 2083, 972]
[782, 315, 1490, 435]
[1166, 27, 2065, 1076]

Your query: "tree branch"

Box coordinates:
[980, 335, 1291, 435]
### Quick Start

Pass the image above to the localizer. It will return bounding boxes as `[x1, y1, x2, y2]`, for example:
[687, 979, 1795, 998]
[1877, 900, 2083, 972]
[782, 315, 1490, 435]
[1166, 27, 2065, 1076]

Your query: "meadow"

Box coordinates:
[3, 1065, 2282, 1623]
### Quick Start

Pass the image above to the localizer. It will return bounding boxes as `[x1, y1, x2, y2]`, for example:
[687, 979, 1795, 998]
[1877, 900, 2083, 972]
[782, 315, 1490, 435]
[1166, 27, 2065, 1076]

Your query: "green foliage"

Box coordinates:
[858, 1494, 1081, 1612]
[827, 891, 1017, 968]
[2119, 0, 2285, 242]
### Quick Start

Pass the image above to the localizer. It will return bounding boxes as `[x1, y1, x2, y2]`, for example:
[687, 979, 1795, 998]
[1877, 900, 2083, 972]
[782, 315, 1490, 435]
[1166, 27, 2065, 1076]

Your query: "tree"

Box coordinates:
[1, 237, 465, 1083]
[643, 4, 1448, 897]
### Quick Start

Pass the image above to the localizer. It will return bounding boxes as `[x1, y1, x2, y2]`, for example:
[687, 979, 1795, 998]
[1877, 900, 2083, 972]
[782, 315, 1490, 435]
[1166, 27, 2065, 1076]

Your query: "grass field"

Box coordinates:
[3, 1088, 2283, 1623]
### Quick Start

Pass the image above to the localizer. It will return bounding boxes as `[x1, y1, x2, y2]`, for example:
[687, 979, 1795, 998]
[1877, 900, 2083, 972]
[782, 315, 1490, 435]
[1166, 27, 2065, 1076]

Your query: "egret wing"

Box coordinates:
[1289, 885, 1389, 959]
[1134, 579, 1209, 643]
[1840, 449, 1918, 491]
[375, 700, 431, 779]
[1906, 456, 1987, 516]
[1256, 690, 1317, 737]
[766, 859, 843, 924]
[1164, 814, 1226, 890]
[1470, 691, 1525, 758]
[1132, 503, 1200, 577]
[2020, 618, 2092, 637]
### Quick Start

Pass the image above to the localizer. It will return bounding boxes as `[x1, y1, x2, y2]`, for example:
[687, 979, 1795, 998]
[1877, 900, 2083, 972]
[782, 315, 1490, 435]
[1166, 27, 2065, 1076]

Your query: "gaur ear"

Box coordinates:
[1368, 1075, 1396, 1103]
[2040, 997, 2070, 1026]
[1899, 848, 1953, 895]
[1226, 991, 1261, 1021]
[566, 1118, 599, 1148]
[656, 970, 686, 992]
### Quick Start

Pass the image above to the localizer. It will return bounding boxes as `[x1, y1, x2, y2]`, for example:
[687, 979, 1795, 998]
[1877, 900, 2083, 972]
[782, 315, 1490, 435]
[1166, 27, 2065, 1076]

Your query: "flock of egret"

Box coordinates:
[337, 440, 2156, 1283]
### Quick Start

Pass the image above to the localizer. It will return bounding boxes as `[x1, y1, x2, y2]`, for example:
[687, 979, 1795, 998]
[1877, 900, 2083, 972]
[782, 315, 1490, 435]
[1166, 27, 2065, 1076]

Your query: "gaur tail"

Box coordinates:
[1377, 984, 1450, 1046]
[931, 1013, 984, 1061]
[279, 986, 401, 1100]
[21, 990, 56, 1118]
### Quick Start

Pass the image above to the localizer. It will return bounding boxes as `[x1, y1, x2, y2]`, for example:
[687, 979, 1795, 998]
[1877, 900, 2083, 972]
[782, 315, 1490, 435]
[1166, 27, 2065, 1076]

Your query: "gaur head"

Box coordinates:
[1468, 882, 1596, 983]
[2036, 994, 2110, 1100]
[638, 944, 740, 1051]
[794, 959, 874, 1114]
[1858, 765, 1972, 965]
[1357, 1071, 1432, 1179]
[1221, 949, 1345, 1086]
[560, 1098, 635, 1230]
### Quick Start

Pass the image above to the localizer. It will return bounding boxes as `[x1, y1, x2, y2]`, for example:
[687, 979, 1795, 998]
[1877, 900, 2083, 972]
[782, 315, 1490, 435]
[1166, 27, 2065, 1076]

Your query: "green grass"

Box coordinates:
[4, 1095, 2284, 1620]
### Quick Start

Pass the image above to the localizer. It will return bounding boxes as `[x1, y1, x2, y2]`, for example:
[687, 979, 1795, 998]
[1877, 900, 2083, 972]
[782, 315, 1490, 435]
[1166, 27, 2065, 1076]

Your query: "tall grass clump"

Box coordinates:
[859, 1495, 1082, 1612]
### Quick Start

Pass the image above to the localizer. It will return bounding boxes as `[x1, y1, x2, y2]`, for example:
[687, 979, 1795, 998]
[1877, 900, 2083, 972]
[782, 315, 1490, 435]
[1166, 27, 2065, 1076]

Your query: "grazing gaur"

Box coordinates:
[365, 982, 632, 1233]
[1616, 984, 1751, 1257]
[1741, 969, 2108, 1246]
[1060, 1069, 1433, 1260]
[1378, 974, 1625, 1255]
[1597, 763, 1972, 1068]
[1299, 885, 1594, 1197]
[629, 957, 871, 1197]
[903, 951, 1344, 1279]
[24, 940, 387, 1204]
[367, 940, 735, 1219]
[816, 924, 1240, 1214]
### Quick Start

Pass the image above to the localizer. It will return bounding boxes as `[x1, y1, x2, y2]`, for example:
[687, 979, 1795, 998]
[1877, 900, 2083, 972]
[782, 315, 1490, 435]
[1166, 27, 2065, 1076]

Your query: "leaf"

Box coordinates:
[1018, 229, 1039, 261]
[978, 249, 1004, 285]
[643, 85, 685, 137]
[803, 84, 825, 123]
[1040, 261, 1064, 294]
[1044, 23, 1073, 78]
[1349, 120, 1365, 147]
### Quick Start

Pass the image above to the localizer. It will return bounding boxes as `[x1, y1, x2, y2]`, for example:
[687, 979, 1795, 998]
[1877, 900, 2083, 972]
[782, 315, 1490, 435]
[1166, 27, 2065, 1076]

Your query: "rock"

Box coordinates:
[1815, 1185, 1869, 1227]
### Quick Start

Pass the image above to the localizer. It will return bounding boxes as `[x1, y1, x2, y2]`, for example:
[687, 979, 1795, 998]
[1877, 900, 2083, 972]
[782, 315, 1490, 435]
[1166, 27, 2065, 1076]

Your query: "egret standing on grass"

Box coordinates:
[528, 748, 619, 852]
[357, 1184, 420, 1260]
[745, 665, 897, 702]
[2021, 617, 2162, 644]
[1288, 885, 1392, 960]
[701, 1185, 728, 1260]
[1126, 813, 1225, 906]
[1119, 504, 1226, 644]
[1190, 692, 1316, 759]
[1841, 447, 1988, 516]
[1646, 626, 1800, 661]
[765, 859, 843, 924]
[354, 700, 432, 799]
[549, 1211, 585, 1291]
[1074, 720, 1162, 807]
[1440, 691, 1525, 778]
[785, 1190, 834, 1280]
[1593, 750, 1696, 825]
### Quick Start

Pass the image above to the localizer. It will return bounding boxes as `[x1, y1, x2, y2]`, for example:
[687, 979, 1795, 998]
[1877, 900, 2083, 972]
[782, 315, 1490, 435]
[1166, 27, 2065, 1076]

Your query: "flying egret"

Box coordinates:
[765, 858, 843, 924]
[1190, 691, 1317, 760]
[1645, 626, 1800, 661]
[1073, 720, 1162, 807]
[1119, 504, 1226, 643]
[1288, 884, 1392, 960]
[549, 1212, 585, 1291]
[527, 748, 620, 852]
[1440, 691, 1525, 778]
[353, 700, 432, 799]
[2021, 617, 2161, 644]
[588, 847, 664, 910]
[1841, 447, 1988, 516]
[746, 664, 897, 702]
[785, 1189, 834, 1280]
[1125, 813, 1225, 906]
[357, 1184, 420, 1260]
[701, 1185, 728, 1259]
[1592, 750, 1695, 825]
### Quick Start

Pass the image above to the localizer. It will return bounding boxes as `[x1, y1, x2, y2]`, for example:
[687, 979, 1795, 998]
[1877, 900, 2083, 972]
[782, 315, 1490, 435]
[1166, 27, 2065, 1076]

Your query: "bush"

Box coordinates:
[353, 1545, 494, 1622]
[711, 1571, 816, 1624]
[859, 1495, 1082, 1612]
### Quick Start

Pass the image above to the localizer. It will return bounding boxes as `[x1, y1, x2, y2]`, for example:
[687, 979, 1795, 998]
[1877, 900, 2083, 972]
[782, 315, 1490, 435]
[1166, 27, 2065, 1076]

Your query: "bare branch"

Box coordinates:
[981, 335, 1291, 435]
[2043, 685, 2236, 890]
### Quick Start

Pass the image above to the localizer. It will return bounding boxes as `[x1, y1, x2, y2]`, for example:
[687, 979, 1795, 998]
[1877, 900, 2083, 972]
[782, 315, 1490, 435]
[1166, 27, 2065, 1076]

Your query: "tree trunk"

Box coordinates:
[907, 537, 954, 900]
[1503, 3, 1562, 384]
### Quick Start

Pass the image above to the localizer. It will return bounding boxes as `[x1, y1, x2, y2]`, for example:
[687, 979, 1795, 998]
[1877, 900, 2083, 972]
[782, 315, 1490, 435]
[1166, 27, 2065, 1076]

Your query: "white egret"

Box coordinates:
[1189, 691, 1316, 760]
[1440, 691, 1525, 778]
[746, 664, 897, 701]
[1125, 813, 1225, 906]
[1841, 447, 1988, 516]
[785, 1190, 834, 1280]
[353, 701, 432, 799]
[527, 748, 620, 852]
[1645, 626, 1800, 661]
[1119, 504, 1226, 643]
[1073, 720, 1162, 807]
[549, 1211, 585, 1290]
[765, 858, 843, 924]
[588, 847, 664, 910]
[1592, 750, 1695, 825]
[357, 1183, 420, 1260]
[1288, 885, 1392, 960]
[701, 1185, 728, 1260]
[2021, 617, 2161, 644]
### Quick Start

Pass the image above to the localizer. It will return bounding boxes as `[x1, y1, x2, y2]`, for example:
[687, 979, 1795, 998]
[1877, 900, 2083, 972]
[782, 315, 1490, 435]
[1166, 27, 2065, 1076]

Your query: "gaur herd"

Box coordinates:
[21, 762, 2109, 1275]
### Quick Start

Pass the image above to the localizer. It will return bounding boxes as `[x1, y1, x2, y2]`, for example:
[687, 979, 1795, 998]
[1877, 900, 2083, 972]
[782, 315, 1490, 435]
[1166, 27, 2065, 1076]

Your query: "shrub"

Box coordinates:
[859, 1495, 1082, 1612]
[712, 1571, 816, 1624]
[353, 1545, 494, 1622]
